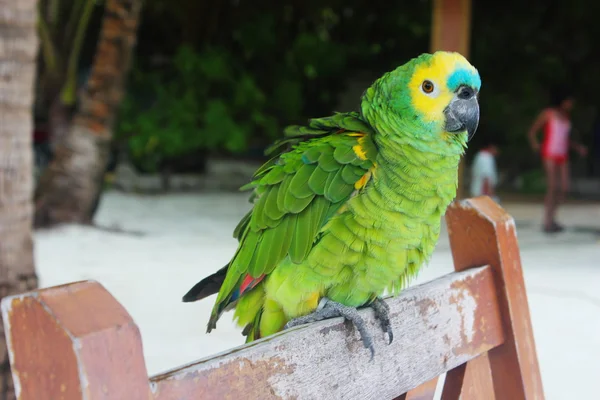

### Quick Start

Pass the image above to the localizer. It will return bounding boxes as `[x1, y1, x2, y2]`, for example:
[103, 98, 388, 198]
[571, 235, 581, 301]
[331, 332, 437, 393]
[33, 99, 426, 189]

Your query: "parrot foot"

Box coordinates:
[284, 298, 375, 360]
[370, 297, 393, 344]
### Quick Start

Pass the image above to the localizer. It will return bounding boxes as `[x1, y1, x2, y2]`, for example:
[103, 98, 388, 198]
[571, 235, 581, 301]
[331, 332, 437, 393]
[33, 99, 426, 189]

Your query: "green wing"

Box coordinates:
[209, 112, 378, 328]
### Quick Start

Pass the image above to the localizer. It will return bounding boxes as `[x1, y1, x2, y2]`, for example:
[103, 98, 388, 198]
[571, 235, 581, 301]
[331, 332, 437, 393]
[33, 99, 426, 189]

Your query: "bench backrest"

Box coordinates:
[1, 197, 545, 399]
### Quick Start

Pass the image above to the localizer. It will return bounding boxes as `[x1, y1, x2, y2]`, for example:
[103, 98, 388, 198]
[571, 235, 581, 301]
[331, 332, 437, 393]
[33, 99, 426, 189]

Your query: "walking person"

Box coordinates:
[527, 88, 587, 233]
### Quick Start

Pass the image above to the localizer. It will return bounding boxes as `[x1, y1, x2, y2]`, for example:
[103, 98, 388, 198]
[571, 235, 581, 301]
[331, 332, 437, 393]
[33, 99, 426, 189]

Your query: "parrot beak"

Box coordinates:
[444, 85, 479, 140]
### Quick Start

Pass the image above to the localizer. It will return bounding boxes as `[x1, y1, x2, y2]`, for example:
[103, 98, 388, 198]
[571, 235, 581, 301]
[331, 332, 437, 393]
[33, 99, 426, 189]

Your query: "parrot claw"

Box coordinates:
[370, 297, 393, 344]
[284, 298, 376, 360]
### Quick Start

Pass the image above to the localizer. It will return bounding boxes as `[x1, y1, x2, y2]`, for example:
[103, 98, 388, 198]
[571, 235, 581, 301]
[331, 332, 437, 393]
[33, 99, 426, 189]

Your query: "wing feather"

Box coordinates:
[207, 113, 378, 325]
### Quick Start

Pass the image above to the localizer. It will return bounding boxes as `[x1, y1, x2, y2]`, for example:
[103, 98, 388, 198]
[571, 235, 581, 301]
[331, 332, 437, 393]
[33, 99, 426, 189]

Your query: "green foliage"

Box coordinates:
[119, 1, 433, 172]
[117, 46, 279, 172]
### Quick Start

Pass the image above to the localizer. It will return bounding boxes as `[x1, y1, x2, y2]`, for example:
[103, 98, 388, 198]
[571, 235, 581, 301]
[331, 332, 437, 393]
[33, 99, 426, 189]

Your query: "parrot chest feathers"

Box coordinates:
[259, 160, 458, 315]
[322, 151, 459, 297]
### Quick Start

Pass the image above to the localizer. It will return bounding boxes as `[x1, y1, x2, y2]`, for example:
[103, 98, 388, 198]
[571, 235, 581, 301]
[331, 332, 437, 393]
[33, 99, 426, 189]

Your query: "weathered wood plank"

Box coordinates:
[441, 363, 466, 400]
[1, 281, 151, 400]
[397, 377, 439, 400]
[460, 354, 495, 400]
[446, 196, 545, 400]
[150, 266, 503, 400]
[441, 354, 494, 400]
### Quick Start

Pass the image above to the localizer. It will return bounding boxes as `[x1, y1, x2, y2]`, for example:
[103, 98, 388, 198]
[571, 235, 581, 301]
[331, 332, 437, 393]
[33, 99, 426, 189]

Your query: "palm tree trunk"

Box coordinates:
[34, 0, 143, 227]
[0, 0, 40, 397]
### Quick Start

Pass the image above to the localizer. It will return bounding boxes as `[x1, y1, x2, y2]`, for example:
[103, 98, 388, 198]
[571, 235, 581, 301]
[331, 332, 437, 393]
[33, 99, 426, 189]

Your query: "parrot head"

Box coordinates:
[361, 51, 481, 150]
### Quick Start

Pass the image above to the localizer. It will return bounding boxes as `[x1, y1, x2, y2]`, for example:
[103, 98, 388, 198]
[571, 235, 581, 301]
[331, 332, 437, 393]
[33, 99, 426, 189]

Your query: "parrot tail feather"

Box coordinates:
[182, 264, 228, 303]
[207, 275, 267, 334]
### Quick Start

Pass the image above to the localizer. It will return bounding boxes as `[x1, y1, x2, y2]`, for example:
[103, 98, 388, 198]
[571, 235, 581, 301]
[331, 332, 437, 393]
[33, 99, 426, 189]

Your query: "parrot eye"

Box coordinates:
[421, 80, 435, 94]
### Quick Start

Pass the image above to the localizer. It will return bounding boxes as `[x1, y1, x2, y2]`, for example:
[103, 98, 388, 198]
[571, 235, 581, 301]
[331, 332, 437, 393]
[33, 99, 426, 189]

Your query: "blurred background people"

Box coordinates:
[470, 138, 500, 203]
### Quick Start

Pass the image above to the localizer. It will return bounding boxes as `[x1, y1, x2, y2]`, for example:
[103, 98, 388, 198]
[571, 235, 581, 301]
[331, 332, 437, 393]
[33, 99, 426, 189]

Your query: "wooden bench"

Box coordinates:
[0, 197, 545, 399]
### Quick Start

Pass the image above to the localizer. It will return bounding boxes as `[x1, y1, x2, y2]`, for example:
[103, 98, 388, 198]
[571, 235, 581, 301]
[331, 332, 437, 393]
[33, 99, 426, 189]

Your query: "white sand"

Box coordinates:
[35, 191, 600, 399]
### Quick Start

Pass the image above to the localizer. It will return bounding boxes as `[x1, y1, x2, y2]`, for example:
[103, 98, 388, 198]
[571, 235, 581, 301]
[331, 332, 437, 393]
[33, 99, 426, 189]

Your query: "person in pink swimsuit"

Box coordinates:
[528, 89, 587, 233]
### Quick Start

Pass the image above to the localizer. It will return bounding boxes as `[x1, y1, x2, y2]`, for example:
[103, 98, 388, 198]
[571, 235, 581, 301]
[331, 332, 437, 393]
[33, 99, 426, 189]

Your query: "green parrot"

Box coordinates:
[183, 51, 481, 356]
